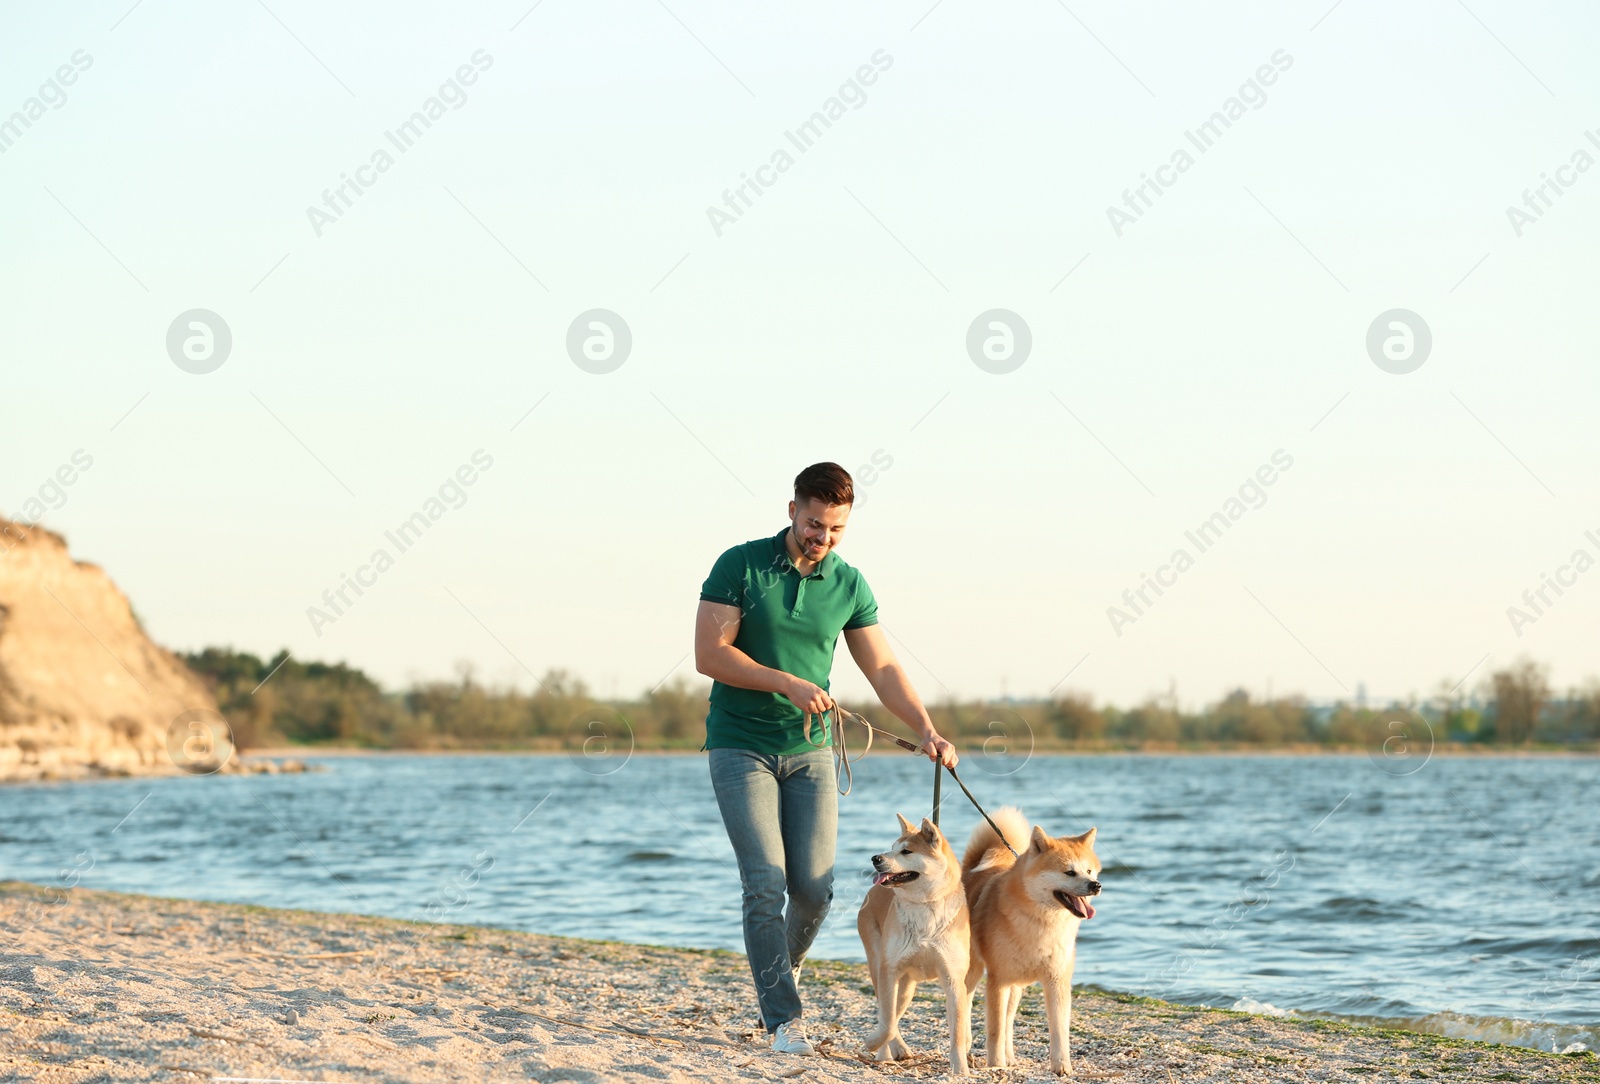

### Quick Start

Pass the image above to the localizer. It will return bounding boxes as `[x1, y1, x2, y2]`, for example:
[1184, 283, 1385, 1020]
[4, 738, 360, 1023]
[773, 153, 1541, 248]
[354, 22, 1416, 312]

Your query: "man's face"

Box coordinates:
[788, 497, 851, 562]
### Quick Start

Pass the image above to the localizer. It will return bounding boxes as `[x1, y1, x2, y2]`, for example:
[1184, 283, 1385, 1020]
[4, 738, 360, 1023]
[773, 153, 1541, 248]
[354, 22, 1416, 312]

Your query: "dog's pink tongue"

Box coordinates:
[872, 872, 891, 886]
[1082, 899, 1096, 919]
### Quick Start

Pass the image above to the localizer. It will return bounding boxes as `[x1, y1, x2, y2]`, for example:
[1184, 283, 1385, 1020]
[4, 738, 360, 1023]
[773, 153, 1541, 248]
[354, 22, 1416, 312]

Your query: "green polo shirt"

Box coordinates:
[699, 526, 879, 754]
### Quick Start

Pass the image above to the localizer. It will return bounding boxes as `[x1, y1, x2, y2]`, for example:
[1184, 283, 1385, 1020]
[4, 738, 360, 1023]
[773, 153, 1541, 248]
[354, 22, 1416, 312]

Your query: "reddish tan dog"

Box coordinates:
[962, 806, 1102, 1075]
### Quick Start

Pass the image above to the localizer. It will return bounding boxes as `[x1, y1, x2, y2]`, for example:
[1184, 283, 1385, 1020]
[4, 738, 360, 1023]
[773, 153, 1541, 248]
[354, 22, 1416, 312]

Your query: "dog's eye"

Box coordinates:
[899, 848, 911, 855]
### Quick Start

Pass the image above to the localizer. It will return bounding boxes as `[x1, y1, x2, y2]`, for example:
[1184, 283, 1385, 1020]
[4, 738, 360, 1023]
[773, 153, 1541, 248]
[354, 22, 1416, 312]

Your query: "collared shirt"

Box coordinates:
[698, 526, 879, 754]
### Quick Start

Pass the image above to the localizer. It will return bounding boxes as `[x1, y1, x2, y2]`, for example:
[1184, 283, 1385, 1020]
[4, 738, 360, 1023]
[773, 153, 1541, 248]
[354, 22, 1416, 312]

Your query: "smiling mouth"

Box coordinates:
[872, 871, 920, 887]
[1054, 890, 1096, 919]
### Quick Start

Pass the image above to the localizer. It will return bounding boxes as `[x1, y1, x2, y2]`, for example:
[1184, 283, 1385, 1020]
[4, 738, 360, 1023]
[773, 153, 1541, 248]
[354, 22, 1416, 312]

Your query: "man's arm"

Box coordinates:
[843, 624, 958, 767]
[694, 600, 834, 714]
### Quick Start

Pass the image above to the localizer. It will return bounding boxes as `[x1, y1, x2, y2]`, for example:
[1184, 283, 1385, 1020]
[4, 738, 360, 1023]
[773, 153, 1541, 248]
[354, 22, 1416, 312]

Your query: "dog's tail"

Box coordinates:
[963, 805, 1030, 872]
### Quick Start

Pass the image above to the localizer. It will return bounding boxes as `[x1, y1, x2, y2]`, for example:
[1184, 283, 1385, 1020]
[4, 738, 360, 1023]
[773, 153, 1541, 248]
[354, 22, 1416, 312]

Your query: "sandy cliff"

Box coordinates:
[0, 518, 225, 782]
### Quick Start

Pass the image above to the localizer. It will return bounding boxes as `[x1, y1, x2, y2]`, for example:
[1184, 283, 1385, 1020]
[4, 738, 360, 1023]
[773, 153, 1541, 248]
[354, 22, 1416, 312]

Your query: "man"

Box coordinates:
[694, 461, 959, 1055]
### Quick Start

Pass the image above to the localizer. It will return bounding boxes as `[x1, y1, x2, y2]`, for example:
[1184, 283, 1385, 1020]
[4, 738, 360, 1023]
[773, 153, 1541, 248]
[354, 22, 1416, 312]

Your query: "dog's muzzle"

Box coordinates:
[869, 855, 919, 887]
[1054, 889, 1097, 920]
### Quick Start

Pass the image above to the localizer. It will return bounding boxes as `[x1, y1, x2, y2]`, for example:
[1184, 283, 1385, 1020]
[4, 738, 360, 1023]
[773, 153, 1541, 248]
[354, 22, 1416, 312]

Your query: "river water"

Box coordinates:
[1, 751, 1595, 1052]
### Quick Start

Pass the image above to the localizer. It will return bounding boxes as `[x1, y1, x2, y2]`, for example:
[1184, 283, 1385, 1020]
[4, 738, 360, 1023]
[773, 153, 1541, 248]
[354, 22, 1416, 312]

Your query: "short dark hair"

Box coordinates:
[794, 462, 854, 507]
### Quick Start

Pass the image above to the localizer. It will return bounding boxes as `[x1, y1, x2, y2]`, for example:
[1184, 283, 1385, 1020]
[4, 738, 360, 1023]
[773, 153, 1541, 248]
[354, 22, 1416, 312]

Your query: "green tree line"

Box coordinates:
[182, 648, 1600, 753]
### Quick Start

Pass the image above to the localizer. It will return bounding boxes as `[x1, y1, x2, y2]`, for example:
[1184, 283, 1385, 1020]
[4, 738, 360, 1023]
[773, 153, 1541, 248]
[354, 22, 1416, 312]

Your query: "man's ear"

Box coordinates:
[919, 817, 942, 844]
[1030, 825, 1052, 853]
[896, 812, 917, 836]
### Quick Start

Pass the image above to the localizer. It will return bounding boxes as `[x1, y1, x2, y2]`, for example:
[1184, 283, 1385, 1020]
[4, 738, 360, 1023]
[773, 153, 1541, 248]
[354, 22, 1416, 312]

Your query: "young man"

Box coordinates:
[694, 461, 959, 1055]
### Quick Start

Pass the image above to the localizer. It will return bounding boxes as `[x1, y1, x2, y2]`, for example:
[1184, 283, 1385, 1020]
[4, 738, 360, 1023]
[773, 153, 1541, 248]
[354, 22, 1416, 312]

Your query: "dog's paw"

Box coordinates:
[864, 1032, 901, 1063]
[887, 1036, 912, 1060]
[1049, 1056, 1074, 1075]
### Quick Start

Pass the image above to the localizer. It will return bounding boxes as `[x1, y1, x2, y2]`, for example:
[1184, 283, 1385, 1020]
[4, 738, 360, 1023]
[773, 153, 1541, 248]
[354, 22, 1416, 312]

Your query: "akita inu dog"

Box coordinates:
[857, 813, 975, 1075]
[962, 806, 1101, 1076]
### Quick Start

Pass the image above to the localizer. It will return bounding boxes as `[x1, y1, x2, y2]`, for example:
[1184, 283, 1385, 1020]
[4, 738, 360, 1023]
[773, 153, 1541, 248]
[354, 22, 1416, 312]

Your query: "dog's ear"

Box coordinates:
[896, 812, 917, 836]
[1030, 825, 1052, 853]
[919, 817, 942, 844]
[1078, 826, 1098, 847]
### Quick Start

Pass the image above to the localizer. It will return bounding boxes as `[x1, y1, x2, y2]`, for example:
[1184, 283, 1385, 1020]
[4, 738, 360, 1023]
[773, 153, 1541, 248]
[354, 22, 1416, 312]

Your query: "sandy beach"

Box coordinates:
[2, 882, 1593, 1083]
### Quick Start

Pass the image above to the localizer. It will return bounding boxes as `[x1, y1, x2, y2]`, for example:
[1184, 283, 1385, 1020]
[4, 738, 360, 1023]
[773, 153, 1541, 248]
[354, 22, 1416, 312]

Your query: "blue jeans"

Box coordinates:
[707, 746, 837, 1032]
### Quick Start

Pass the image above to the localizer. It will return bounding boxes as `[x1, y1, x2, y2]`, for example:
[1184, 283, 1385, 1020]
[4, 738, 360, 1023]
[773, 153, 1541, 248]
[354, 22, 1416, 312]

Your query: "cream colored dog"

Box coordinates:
[963, 806, 1102, 1076]
[856, 813, 974, 1075]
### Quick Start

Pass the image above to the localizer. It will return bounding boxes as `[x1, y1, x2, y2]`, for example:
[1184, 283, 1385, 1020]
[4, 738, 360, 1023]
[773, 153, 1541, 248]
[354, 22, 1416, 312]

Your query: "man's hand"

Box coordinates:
[922, 734, 958, 769]
[786, 677, 835, 716]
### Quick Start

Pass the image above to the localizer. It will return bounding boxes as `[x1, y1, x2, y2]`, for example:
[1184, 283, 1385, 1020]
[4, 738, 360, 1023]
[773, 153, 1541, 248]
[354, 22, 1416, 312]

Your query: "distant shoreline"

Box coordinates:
[240, 743, 1600, 759]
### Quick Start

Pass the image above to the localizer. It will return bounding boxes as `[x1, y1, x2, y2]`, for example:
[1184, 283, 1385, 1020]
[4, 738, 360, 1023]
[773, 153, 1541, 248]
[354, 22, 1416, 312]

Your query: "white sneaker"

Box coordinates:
[771, 1019, 815, 1055]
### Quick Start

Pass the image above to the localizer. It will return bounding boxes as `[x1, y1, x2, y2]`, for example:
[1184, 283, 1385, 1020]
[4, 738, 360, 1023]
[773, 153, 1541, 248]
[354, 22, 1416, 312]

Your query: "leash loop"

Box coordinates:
[803, 704, 874, 796]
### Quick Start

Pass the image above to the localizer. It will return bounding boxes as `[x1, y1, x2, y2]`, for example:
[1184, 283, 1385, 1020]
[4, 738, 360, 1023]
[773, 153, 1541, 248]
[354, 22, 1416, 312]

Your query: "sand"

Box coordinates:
[1, 881, 1594, 1083]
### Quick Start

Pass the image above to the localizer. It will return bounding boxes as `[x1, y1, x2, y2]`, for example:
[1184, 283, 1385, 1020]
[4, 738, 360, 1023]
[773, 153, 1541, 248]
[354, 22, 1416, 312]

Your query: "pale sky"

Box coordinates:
[4, 1, 1599, 711]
